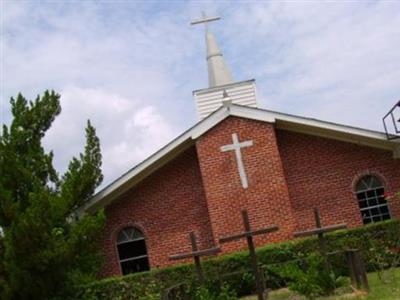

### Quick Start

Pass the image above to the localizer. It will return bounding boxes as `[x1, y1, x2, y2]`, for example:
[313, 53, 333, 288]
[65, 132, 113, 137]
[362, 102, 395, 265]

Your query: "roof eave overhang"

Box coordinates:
[81, 104, 399, 214]
[274, 119, 396, 152]
[230, 105, 397, 152]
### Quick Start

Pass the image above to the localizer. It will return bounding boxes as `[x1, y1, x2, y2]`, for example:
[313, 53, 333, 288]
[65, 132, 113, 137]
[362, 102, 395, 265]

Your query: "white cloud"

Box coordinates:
[2, 1, 400, 188]
[224, 2, 400, 129]
[43, 86, 176, 186]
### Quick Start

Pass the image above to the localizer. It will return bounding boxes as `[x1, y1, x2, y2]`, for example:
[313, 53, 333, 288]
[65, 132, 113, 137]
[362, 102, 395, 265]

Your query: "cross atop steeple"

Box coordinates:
[191, 12, 234, 87]
[190, 11, 220, 30]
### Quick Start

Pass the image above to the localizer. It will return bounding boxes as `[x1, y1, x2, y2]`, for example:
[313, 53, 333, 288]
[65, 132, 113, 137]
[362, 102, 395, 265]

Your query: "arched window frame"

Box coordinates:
[354, 174, 391, 224]
[116, 226, 150, 275]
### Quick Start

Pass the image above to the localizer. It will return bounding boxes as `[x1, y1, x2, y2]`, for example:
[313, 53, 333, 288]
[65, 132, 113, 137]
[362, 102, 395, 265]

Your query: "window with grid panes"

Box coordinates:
[356, 175, 391, 224]
[117, 227, 150, 275]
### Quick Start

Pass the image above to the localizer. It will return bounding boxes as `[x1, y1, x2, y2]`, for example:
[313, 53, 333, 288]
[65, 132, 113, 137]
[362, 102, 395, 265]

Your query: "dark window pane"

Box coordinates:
[382, 214, 391, 221]
[371, 208, 379, 216]
[366, 190, 375, 198]
[356, 192, 365, 200]
[358, 200, 367, 209]
[362, 210, 371, 218]
[121, 258, 150, 275]
[380, 206, 389, 215]
[363, 217, 372, 224]
[369, 198, 377, 207]
[118, 240, 147, 260]
[372, 215, 382, 222]
[376, 187, 384, 195]
[377, 196, 387, 205]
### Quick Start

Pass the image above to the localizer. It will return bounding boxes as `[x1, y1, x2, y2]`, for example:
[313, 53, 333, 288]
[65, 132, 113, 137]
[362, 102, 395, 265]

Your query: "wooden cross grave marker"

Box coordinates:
[293, 208, 369, 291]
[293, 208, 346, 285]
[169, 232, 221, 284]
[292, 208, 370, 291]
[293, 208, 347, 255]
[219, 209, 279, 300]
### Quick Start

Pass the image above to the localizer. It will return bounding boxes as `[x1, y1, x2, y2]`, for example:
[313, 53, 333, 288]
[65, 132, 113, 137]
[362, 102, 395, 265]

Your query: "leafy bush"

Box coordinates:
[194, 287, 213, 300]
[79, 220, 400, 299]
[278, 252, 346, 299]
[193, 284, 238, 300]
[217, 284, 238, 300]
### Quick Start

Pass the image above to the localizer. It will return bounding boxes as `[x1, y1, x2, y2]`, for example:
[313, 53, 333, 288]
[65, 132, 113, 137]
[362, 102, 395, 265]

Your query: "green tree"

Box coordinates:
[0, 91, 105, 300]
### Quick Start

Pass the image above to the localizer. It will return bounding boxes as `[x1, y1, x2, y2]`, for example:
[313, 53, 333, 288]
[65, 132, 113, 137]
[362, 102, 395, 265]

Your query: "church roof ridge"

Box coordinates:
[79, 104, 399, 214]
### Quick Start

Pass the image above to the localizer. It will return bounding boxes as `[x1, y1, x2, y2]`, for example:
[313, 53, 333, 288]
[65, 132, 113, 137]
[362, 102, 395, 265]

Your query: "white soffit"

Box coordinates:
[82, 104, 398, 213]
[269, 110, 395, 151]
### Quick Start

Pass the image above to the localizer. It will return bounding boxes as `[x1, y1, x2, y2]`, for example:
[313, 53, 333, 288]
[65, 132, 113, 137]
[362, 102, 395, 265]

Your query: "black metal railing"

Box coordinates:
[383, 100, 400, 140]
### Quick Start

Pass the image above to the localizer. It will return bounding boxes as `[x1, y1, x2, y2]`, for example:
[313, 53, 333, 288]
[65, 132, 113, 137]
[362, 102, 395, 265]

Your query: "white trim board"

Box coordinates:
[81, 104, 399, 213]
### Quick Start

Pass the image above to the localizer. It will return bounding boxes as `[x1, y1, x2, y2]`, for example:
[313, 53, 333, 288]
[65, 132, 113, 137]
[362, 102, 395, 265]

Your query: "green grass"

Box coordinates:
[363, 267, 400, 300]
[241, 267, 400, 300]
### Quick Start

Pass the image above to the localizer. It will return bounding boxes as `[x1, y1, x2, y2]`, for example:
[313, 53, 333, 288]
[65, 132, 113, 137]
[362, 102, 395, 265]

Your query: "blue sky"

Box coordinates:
[2, 1, 400, 187]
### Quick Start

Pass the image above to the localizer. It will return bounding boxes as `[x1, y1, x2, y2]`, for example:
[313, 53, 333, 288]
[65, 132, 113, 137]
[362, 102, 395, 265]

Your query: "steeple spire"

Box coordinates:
[191, 13, 258, 120]
[191, 12, 234, 87]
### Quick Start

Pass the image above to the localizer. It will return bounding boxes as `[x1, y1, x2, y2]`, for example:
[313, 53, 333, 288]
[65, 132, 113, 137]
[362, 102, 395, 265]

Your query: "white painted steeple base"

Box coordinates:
[193, 79, 258, 120]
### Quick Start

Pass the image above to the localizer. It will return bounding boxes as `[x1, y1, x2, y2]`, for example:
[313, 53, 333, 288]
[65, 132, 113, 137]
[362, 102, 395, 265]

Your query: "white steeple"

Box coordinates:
[191, 13, 258, 120]
[206, 28, 234, 87]
[191, 12, 233, 87]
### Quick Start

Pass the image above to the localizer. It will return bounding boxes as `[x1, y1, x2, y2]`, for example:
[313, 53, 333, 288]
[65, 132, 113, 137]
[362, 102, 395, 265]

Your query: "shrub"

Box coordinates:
[78, 220, 400, 299]
[194, 287, 213, 300]
[217, 284, 238, 300]
[278, 252, 346, 299]
[193, 284, 238, 300]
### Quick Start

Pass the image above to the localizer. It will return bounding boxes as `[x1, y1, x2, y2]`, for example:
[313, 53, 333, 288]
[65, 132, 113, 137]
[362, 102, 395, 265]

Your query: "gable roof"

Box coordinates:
[80, 104, 399, 213]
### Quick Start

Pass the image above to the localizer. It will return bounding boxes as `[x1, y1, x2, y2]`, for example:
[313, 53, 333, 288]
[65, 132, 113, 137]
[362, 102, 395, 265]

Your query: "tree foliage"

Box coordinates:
[0, 91, 105, 300]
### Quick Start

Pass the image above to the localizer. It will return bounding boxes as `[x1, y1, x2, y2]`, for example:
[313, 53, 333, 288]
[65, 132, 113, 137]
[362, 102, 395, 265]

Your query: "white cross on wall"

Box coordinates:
[220, 133, 254, 189]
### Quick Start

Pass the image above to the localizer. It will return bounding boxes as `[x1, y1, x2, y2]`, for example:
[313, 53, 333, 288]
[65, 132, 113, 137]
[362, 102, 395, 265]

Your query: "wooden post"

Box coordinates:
[346, 250, 358, 288]
[169, 231, 220, 284]
[346, 249, 369, 292]
[355, 250, 370, 292]
[219, 209, 279, 300]
[190, 232, 204, 283]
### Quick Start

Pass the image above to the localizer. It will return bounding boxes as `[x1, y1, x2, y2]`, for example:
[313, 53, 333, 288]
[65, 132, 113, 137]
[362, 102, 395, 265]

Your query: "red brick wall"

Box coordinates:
[196, 117, 296, 253]
[276, 129, 400, 232]
[98, 116, 400, 279]
[99, 146, 215, 278]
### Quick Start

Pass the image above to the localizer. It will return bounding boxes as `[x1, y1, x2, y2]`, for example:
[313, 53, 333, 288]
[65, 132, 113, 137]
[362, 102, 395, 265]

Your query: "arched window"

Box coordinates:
[117, 227, 150, 275]
[356, 175, 391, 224]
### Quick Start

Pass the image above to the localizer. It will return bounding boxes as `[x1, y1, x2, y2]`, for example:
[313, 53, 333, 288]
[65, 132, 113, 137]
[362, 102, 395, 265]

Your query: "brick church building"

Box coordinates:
[80, 16, 400, 278]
